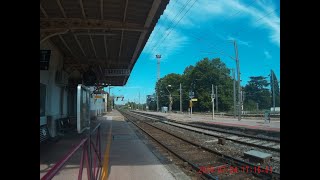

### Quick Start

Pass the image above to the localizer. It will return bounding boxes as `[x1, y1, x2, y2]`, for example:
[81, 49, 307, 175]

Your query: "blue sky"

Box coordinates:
[110, 0, 280, 105]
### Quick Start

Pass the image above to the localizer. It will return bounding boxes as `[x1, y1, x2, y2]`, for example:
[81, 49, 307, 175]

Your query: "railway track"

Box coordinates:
[119, 110, 280, 180]
[131, 111, 279, 138]
[130, 111, 280, 152]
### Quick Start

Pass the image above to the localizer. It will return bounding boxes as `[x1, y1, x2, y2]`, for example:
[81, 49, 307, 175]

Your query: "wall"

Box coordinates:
[63, 88, 68, 115]
[89, 91, 107, 119]
[68, 90, 77, 116]
[40, 40, 69, 137]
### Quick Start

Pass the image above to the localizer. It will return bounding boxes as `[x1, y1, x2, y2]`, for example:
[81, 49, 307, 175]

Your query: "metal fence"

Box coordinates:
[41, 123, 102, 180]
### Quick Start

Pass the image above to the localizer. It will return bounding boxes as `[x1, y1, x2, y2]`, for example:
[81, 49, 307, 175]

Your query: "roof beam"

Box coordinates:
[40, 18, 146, 32]
[124, 0, 162, 85]
[40, 29, 69, 44]
[73, 33, 87, 57]
[123, 0, 128, 23]
[101, 0, 104, 20]
[64, 57, 128, 66]
[80, 0, 86, 19]
[89, 30, 97, 58]
[99, 65, 106, 82]
[56, 0, 67, 18]
[40, 4, 48, 18]
[104, 32, 108, 61]
[59, 35, 75, 57]
[119, 0, 128, 58]
[144, 0, 162, 27]
[59, 35, 85, 71]
[119, 30, 124, 58]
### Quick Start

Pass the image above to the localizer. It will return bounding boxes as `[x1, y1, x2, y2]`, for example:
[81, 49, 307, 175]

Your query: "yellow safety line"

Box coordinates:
[101, 122, 112, 180]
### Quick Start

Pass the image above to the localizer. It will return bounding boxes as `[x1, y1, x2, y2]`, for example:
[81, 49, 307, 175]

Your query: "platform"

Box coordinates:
[137, 111, 280, 132]
[40, 110, 188, 180]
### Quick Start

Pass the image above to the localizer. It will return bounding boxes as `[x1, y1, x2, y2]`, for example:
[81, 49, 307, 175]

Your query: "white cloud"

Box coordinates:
[142, 0, 279, 61]
[216, 0, 280, 46]
[159, 0, 280, 46]
[227, 36, 251, 47]
[264, 50, 272, 59]
[143, 24, 190, 59]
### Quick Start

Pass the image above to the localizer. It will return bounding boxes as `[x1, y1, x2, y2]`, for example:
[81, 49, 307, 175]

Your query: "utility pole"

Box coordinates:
[180, 83, 182, 113]
[190, 100, 193, 117]
[232, 69, 236, 118]
[189, 90, 194, 118]
[271, 70, 275, 114]
[234, 40, 242, 121]
[241, 90, 244, 115]
[212, 84, 215, 120]
[169, 94, 172, 112]
[166, 85, 172, 113]
[139, 91, 140, 111]
[156, 54, 161, 112]
[215, 85, 218, 112]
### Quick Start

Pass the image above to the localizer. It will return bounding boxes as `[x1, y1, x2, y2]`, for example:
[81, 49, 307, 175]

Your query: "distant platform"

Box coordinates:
[135, 111, 280, 133]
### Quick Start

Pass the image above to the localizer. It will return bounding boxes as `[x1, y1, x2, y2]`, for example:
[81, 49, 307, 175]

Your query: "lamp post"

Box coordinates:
[179, 83, 182, 113]
[156, 54, 161, 112]
[166, 85, 172, 112]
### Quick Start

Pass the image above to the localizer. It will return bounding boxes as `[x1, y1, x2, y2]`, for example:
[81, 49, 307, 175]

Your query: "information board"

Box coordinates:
[40, 50, 51, 70]
[77, 84, 91, 133]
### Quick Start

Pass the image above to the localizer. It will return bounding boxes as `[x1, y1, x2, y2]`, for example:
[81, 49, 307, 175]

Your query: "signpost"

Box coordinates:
[189, 91, 194, 117]
[40, 50, 51, 70]
[211, 84, 215, 120]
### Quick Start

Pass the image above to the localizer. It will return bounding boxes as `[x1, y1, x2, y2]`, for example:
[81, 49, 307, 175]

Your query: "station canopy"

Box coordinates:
[40, 0, 169, 86]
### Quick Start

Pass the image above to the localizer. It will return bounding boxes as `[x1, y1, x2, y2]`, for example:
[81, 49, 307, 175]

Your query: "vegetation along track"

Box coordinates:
[119, 110, 280, 180]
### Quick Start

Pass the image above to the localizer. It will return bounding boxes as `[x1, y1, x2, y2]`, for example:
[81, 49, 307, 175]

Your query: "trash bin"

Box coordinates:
[264, 110, 271, 123]
[47, 115, 57, 138]
[161, 107, 168, 113]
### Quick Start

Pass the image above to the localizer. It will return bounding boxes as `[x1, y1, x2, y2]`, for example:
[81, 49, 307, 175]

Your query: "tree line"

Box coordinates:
[148, 57, 279, 112]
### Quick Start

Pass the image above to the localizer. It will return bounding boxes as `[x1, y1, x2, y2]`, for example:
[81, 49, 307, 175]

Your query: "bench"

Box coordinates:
[40, 125, 50, 143]
[58, 117, 72, 134]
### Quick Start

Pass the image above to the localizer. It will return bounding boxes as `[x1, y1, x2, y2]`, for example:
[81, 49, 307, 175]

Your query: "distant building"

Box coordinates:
[146, 94, 156, 110]
[146, 94, 155, 104]
[270, 107, 280, 112]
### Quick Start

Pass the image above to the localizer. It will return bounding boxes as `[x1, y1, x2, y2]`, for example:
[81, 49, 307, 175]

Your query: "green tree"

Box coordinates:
[244, 76, 271, 110]
[123, 102, 139, 110]
[146, 93, 157, 111]
[155, 57, 233, 112]
[270, 70, 280, 107]
[182, 58, 233, 112]
[156, 73, 182, 111]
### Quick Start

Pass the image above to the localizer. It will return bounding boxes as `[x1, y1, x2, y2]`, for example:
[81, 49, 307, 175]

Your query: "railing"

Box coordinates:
[41, 123, 102, 180]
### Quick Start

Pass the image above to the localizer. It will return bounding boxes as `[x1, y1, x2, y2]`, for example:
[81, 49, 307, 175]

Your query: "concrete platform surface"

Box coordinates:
[40, 110, 186, 180]
[107, 110, 179, 180]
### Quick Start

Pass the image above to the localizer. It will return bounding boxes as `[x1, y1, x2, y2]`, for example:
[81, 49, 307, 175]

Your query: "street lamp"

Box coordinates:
[166, 85, 173, 112]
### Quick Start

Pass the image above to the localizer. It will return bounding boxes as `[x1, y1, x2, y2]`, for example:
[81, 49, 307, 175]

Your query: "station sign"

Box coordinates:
[40, 50, 51, 70]
[189, 91, 194, 99]
[191, 98, 198, 101]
